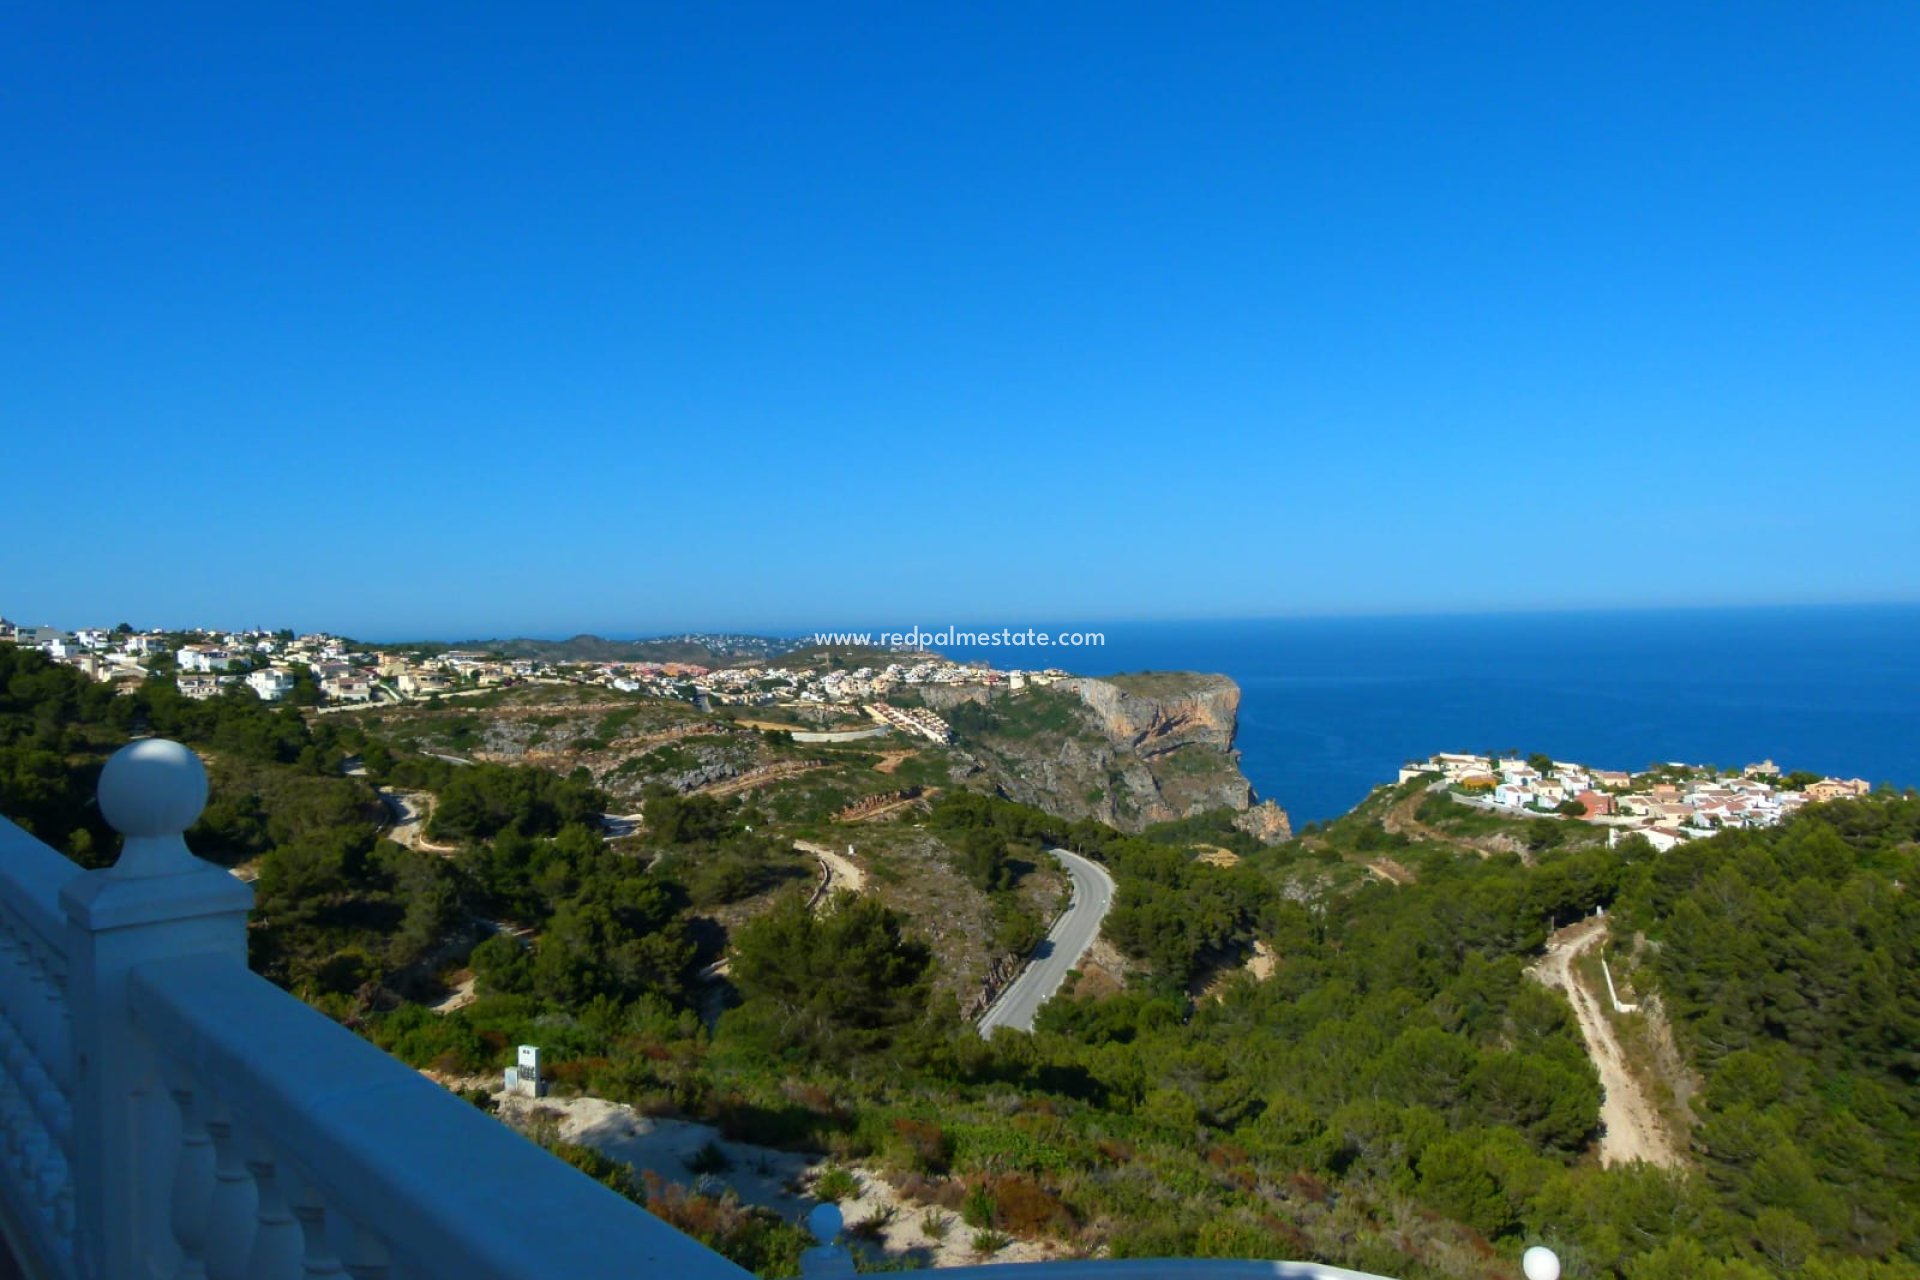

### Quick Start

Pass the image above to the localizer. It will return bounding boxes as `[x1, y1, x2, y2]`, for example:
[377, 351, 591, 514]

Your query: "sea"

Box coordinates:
[935, 604, 1920, 825]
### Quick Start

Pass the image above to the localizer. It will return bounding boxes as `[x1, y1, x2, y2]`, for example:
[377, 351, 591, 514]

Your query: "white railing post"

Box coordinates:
[58, 740, 253, 1280]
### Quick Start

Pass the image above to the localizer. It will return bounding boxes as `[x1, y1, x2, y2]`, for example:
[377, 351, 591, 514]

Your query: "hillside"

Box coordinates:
[5, 642, 1918, 1279]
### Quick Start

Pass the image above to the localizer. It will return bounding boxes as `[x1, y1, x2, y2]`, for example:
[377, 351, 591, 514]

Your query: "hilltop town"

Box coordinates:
[0, 617, 1092, 745]
[0, 612, 1271, 837]
[1399, 749, 1874, 852]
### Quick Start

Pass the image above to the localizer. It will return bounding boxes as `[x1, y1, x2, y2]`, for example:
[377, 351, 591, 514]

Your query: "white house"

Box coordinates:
[246, 668, 297, 702]
[1492, 783, 1534, 810]
[399, 671, 451, 698]
[176, 673, 221, 700]
[178, 646, 242, 673]
[1610, 826, 1690, 853]
[323, 673, 374, 703]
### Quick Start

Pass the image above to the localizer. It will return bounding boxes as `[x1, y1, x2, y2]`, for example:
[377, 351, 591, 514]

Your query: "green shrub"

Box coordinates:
[815, 1165, 860, 1203]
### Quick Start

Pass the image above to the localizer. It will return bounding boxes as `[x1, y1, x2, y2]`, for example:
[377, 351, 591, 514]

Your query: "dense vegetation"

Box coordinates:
[1613, 799, 1920, 1274]
[7, 644, 1918, 1277]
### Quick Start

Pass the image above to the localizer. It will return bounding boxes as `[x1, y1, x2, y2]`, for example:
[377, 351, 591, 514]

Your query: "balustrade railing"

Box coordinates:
[0, 811, 80, 1277]
[0, 739, 753, 1280]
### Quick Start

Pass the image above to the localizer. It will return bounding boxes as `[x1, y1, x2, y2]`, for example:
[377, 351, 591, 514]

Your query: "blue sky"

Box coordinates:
[4, 4, 1917, 638]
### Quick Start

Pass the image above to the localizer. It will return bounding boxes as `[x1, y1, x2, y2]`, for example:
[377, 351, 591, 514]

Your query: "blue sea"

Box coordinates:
[937, 605, 1920, 825]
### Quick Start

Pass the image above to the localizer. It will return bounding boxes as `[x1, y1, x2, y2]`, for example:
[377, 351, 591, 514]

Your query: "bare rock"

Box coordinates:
[1232, 798, 1293, 845]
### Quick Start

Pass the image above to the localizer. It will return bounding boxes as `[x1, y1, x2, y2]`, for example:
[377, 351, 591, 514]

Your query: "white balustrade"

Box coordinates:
[2, 739, 755, 1280]
[0, 739, 1561, 1280]
[0, 797, 85, 1278]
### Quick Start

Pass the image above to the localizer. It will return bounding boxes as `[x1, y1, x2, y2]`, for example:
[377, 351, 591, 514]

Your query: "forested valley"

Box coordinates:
[3, 645, 1916, 1279]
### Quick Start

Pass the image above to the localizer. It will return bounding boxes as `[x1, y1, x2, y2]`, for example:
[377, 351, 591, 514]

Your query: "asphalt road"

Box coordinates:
[978, 848, 1116, 1035]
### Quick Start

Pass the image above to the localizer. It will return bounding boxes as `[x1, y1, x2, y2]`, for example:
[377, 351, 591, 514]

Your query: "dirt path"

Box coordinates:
[838, 793, 932, 824]
[1532, 918, 1684, 1169]
[871, 750, 918, 774]
[1367, 857, 1415, 884]
[693, 760, 830, 799]
[379, 789, 460, 854]
[1381, 786, 1489, 858]
[429, 971, 477, 1014]
[795, 840, 867, 897]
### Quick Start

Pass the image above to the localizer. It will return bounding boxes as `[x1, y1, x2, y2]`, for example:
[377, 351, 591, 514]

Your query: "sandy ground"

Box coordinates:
[1193, 938, 1278, 1002]
[1366, 858, 1415, 885]
[430, 970, 478, 1013]
[1192, 846, 1240, 868]
[379, 789, 459, 854]
[490, 1090, 1063, 1267]
[1244, 939, 1277, 980]
[796, 841, 869, 894]
[1532, 917, 1684, 1169]
[872, 751, 919, 774]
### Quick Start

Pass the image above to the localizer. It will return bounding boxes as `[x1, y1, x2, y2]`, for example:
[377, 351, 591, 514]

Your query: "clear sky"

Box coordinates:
[5, 4, 1917, 638]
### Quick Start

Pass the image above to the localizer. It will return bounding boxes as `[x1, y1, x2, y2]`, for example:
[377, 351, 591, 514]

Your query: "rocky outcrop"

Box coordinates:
[951, 673, 1290, 838]
[1058, 674, 1240, 756]
[1233, 799, 1293, 845]
[916, 685, 992, 712]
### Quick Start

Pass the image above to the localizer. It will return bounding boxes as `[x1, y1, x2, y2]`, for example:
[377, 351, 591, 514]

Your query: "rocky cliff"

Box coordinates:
[1058, 674, 1239, 756]
[946, 673, 1290, 840]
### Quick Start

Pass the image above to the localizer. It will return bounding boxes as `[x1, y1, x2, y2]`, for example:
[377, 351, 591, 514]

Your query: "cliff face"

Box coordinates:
[948, 673, 1290, 839]
[1058, 674, 1239, 756]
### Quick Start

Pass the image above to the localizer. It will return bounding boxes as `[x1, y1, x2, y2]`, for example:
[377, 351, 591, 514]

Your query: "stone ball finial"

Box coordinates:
[1522, 1246, 1561, 1280]
[98, 739, 210, 878]
[100, 739, 208, 837]
[806, 1202, 843, 1244]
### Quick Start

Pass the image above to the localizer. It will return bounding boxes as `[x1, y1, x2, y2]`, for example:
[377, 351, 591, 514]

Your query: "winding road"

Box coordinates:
[978, 848, 1116, 1035]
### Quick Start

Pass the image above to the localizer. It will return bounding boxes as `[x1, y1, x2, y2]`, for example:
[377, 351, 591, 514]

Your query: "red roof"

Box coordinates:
[1575, 790, 1615, 818]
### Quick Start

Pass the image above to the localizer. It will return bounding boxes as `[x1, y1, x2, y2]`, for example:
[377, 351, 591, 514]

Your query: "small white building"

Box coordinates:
[323, 674, 374, 703]
[1497, 759, 1541, 783]
[176, 673, 222, 701]
[246, 668, 297, 702]
[1610, 826, 1690, 853]
[504, 1044, 546, 1098]
[399, 671, 450, 698]
[178, 646, 242, 673]
[1492, 783, 1533, 810]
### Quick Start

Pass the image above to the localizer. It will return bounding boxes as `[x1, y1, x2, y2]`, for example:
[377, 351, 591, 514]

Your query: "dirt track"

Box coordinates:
[1381, 786, 1489, 858]
[1367, 857, 1415, 884]
[692, 760, 829, 798]
[1533, 918, 1684, 1169]
[379, 789, 459, 854]
[795, 840, 867, 896]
